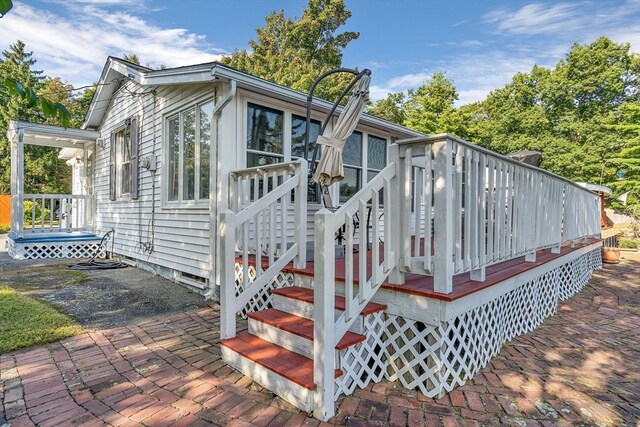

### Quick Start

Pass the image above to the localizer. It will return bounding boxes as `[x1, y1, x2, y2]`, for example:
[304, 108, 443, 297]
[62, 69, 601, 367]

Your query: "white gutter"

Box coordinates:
[205, 79, 237, 300]
[210, 63, 423, 138]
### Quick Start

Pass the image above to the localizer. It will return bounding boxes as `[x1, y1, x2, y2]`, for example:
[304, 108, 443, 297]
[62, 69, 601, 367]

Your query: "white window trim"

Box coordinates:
[113, 123, 132, 201]
[162, 97, 214, 209]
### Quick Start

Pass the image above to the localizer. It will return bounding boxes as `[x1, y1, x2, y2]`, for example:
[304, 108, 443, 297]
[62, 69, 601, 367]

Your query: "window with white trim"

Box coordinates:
[116, 127, 131, 197]
[166, 100, 213, 203]
[247, 103, 284, 167]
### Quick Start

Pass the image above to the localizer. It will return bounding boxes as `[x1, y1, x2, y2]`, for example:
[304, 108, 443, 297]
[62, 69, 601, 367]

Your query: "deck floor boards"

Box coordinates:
[285, 238, 601, 302]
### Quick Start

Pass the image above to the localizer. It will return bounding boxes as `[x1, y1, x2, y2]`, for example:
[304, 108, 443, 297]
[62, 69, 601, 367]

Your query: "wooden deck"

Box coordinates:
[284, 238, 602, 302]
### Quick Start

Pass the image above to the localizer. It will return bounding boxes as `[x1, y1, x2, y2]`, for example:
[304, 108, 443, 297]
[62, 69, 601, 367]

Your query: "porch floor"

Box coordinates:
[285, 237, 602, 302]
[9, 231, 98, 243]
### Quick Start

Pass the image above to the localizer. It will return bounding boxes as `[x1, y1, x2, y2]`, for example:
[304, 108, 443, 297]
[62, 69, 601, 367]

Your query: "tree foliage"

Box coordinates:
[0, 41, 92, 194]
[221, 0, 359, 101]
[366, 37, 640, 208]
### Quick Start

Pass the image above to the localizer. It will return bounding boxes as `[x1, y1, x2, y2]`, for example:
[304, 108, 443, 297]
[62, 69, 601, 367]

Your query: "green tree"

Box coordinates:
[367, 91, 406, 125]
[222, 0, 359, 101]
[403, 72, 458, 134]
[0, 41, 72, 194]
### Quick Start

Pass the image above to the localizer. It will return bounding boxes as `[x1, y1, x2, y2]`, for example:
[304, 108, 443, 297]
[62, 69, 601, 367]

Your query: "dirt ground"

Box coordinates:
[0, 234, 208, 330]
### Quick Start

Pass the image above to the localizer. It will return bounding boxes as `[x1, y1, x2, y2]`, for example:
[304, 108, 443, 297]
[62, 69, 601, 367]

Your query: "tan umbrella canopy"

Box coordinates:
[313, 75, 371, 186]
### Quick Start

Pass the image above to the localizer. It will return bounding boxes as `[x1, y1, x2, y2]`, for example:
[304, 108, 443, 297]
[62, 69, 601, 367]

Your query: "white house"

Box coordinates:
[6, 57, 603, 420]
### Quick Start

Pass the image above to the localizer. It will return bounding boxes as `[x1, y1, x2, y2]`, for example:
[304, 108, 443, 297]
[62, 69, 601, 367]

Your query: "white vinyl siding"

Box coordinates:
[94, 82, 214, 284]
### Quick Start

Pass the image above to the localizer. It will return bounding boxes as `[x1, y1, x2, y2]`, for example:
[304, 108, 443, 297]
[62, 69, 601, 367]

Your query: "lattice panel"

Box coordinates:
[382, 250, 599, 398]
[234, 262, 294, 318]
[335, 311, 387, 399]
[8, 240, 105, 260]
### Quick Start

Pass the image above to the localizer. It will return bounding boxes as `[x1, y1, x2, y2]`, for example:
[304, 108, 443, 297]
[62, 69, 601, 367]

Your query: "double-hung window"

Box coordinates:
[117, 127, 131, 197]
[166, 100, 213, 203]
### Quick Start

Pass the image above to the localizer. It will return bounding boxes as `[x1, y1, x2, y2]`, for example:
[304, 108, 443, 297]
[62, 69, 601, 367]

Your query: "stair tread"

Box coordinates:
[272, 286, 387, 315]
[221, 333, 342, 390]
[248, 309, 366, 350]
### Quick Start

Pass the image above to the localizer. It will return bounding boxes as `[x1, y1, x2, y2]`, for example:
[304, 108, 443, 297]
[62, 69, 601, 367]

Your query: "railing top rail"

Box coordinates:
[230, 159, 306, 179]
[23, 193, 90, 198]
[396, 133, 597, 196]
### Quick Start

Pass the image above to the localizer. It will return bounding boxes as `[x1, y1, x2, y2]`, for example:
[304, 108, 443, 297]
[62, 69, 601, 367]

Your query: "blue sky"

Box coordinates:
[1, 0, 639, 105]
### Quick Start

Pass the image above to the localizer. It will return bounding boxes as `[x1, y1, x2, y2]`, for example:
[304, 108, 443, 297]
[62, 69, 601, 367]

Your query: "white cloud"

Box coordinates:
[368, 85, 391, 102]
[0, 2, 223, 87]
[386, 72, 431, 90]
[484, 3, 584, 35]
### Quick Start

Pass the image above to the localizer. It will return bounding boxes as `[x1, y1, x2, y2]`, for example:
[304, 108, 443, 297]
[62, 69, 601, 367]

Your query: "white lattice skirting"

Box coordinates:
[332, 249, 601, 401]
[234, 262, 295, 318]
[7, 238, 106, 260]
[382, 248, 602, 398]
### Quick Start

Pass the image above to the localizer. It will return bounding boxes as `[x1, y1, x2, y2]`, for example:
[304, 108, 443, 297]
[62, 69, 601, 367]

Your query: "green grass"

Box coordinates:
[0, 224, 9, 234]
[0, 284, 83, 354]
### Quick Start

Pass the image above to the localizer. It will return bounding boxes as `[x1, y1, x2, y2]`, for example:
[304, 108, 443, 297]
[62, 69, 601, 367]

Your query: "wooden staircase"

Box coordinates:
[220, 285, 386, 413]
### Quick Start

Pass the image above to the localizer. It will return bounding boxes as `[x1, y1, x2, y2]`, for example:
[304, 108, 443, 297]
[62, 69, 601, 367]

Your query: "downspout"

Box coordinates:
[205, 78, 236, 300]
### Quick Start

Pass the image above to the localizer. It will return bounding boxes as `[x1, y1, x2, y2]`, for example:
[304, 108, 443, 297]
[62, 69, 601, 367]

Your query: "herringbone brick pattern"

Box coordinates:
[1, 252, 638, 426]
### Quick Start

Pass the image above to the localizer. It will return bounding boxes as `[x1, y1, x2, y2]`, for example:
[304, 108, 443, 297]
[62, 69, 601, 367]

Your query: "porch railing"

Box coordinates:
[313, 160, 398, 420]
[396, 134, 601, 293]
[220, 160, 308, 339]
[12, 194, 95, 237]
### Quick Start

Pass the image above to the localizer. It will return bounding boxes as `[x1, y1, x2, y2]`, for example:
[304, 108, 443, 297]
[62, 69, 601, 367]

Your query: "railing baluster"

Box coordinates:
[423, 145, 432, 272]
[345, 213, 354, 321]
[371, 188, 380, 292]
[403, 147, 413, 271]
[455, 143, 463, 272]
[358, 199, 367, 302]
[413, 166, 422, 259]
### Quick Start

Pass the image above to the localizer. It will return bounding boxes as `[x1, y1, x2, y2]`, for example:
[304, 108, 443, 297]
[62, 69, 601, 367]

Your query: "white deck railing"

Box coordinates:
[220, 160, 308, 339]
[396, 134, 601, 293]
[12, 193, 94, 237]
[313, 161, 398, 420]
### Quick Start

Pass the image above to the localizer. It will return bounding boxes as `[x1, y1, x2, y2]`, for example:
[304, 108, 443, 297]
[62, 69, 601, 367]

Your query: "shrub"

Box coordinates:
[22, 200, 52, 224]
[618, 238, 639, 249]
[0, 225, 9, 234]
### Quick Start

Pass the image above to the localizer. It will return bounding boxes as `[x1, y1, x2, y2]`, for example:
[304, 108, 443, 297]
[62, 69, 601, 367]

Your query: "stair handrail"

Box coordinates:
[220, 159, 308, 340]
[313, 160, 398, 420]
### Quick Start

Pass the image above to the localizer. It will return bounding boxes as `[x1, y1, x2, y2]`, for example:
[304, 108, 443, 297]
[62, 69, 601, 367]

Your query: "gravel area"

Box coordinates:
[0, 233, 208, 329]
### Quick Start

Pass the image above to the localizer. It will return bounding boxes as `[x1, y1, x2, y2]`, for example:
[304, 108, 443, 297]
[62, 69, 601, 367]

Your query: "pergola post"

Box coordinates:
[10, 127, 25, 238]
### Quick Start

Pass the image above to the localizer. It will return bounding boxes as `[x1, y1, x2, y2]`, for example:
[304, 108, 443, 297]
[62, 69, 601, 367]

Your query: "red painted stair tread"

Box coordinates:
[220, 333, 342, 389]
[272, 286, 386, 315]
[248, 309, 365, 350]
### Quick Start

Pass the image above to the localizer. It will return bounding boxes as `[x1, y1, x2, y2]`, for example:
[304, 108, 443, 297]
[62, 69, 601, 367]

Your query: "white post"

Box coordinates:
[220, 209, 237, 339]
[313, 208, 336, 421]
[387, 144, 404, 284]
[11, 128, 25, 238]
[294, 160, 308, 268]
[432, 139, 454, 294]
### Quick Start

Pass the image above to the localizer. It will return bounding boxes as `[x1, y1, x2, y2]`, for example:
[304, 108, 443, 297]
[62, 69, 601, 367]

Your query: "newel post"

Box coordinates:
[432, 138, 454, 294]
[387, 144, 405, 284]
[313, 208, 336, 421]
[294, 159, 308, 268]
[219, 209, 237, 339]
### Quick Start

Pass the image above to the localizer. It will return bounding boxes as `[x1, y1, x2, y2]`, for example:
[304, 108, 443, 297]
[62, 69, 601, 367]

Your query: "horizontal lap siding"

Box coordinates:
[94, 82, 214, 279]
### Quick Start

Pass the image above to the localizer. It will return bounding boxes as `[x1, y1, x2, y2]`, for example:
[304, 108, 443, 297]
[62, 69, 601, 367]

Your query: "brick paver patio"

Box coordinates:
[1, 253, 639, 427]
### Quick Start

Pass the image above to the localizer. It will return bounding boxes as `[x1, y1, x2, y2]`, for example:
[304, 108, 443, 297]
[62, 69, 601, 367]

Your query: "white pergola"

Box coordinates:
[8, 120, 99, 237]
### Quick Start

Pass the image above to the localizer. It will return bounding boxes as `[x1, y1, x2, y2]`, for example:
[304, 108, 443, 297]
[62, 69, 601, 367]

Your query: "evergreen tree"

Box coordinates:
[222, 0, 359, 101]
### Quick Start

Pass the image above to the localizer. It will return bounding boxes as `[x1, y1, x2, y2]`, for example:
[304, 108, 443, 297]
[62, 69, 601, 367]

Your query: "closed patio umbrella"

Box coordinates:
[313, 75, 371, 186]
